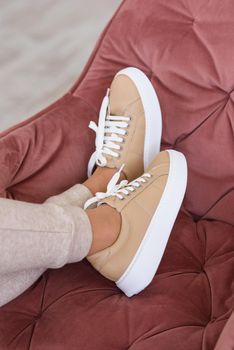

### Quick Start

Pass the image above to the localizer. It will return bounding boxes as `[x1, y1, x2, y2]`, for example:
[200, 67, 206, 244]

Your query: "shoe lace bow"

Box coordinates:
[84, 164, 151, 210]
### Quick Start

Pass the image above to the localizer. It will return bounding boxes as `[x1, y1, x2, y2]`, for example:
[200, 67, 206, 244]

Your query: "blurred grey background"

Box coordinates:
[0, 0, 121, 132]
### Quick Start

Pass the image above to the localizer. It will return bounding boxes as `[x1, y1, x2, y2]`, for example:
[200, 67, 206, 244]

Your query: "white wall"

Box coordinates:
[0, 0, 121, 131]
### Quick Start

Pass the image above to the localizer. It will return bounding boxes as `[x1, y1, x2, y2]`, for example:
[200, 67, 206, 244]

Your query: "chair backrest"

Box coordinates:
[72, 0, 234, 225]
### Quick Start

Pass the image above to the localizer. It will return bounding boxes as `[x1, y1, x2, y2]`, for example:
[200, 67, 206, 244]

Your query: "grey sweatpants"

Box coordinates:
[0, 184, 93, 307]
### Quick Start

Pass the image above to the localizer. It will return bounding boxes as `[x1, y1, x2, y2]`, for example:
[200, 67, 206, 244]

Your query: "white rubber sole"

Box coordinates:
[116, 150, 188, 297]
[115, 67, 162, 170]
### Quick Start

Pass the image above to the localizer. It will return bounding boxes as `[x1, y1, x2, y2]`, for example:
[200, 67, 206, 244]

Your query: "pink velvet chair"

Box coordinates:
[0, 1, 233, 349]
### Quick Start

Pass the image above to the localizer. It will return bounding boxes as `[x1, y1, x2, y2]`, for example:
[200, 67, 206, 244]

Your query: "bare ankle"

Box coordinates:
[86, 204, 121, 256]
[84, 166, 127, 195]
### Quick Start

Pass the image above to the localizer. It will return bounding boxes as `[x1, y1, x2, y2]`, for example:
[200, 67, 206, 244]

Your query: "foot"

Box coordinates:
[83, 166, 127, 195]
[86, 150, 188, 297]
[86, 205, 121, 256]
[87, 67, 162, 181]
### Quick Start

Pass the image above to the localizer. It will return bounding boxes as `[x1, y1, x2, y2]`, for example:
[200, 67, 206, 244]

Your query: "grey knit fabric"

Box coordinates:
[0, 184, 93, 306]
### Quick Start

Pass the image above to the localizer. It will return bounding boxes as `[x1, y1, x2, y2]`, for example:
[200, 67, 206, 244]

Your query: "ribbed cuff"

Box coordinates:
[45, 184, 93, 209]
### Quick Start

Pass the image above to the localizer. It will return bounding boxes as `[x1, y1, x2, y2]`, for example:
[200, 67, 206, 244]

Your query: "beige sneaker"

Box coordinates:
[86, 150, 187, 297]
[87, 67, 162, 181]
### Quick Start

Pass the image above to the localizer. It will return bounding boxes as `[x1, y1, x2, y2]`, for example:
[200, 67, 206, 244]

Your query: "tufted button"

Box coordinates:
[34, 313, 42, 322]
[229, 90, 234, 102]
[191, 18, 196, 25]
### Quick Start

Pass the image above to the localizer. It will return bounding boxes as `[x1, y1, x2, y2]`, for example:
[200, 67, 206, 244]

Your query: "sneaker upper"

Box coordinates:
[88, 72, 146, 181]
[86, 150, 170, 282]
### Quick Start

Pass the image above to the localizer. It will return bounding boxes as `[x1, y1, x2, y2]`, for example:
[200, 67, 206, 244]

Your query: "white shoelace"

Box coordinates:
[84, 164, 152, 210]
[87, 88, 130, 177]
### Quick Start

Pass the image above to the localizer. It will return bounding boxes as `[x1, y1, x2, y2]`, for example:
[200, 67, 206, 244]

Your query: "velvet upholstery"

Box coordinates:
[0, 0, 233, 349]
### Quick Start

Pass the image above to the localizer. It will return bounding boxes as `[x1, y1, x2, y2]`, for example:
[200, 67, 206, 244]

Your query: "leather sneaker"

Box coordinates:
[86, 150, 188, 297]
[87, 67, 162, 181]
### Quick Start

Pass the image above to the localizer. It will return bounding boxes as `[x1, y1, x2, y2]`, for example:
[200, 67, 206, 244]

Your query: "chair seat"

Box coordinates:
[0, 212, 233, 349]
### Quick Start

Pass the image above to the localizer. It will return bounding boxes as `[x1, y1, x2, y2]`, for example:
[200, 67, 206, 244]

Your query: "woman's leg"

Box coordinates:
[1, 268, 44, 307]
[0, 196, 92, 306]
[0, 167, 123, 306]
[0, 166, 122, 275]
[44, 184, 92, 208]
[0, 198, 92, 276]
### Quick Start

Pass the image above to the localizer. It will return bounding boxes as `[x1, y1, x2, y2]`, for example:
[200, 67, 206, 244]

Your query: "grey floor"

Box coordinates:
[0, 0, 121, 132]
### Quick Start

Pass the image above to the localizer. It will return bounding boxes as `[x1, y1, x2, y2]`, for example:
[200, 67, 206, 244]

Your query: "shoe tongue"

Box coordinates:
[109, 90, 126, 117]
[105, 156, 119, 169]
[103, 100, 118, 168]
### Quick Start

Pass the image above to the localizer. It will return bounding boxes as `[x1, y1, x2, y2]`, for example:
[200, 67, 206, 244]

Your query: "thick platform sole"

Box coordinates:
[116, 149, 188, 297]
[115, 67, 162, 170]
